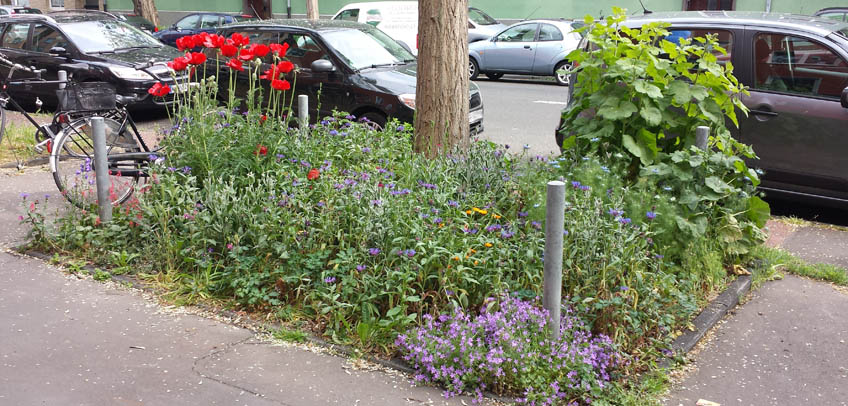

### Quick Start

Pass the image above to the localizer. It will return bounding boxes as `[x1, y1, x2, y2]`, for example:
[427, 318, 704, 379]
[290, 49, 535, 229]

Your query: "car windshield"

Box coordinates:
[59, 19, 162, 53]
[320, 27, 414, 70]
[469, 8, 498, 26]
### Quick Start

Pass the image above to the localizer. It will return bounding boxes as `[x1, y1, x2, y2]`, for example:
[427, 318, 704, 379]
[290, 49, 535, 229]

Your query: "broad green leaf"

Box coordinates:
[668, 80, 692, 104]
[640, 106, 663, 126]
[705, 176, 733, 194]
[622, 133, 653, 165]
[746, 196, 770, 228]
[634, 80, 663, 99]
[597, 100, 637, 120]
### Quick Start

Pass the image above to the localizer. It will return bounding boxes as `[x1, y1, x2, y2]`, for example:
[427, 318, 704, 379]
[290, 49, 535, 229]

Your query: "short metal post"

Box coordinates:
[298, 94, 309, 130]
[543, 180, 565, 340]
[695, 126, 709, 150]
[91, 117, 112, 223]
[57, 70, 67, 90]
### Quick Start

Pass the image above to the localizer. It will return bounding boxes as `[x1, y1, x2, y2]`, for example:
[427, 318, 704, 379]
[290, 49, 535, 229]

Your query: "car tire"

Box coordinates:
[486, 72, 504, 80]
[554, 61, 571, 86]
[469, 58, 480, 80]
[359, 111, 387, 131]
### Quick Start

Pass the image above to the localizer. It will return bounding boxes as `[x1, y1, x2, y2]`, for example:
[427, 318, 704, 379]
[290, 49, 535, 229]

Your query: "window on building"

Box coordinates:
[50, 0, 64, 9]
[684, 0, 734, 11]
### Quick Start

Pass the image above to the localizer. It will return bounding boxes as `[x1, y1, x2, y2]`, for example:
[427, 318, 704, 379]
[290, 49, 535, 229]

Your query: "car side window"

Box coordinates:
[175, 15, 199, 30]
[496, 23, 538, 42]
[753, 33, 848, 99]
[818, 12, 846, 22]
[30, 24, 71, 54]
[200, 15, 221, 29]
[538, 24, 563, 42]
[0, 9, 7, 15]
[281, 33, 327, 71]
[1, 23, 29, 49]
[666, 28, 733, 64]
[335, 9, 359, 22]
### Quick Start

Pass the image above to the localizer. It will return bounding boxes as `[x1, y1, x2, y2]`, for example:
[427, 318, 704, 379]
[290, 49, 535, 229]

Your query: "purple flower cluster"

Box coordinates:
[396, 295, 620, 405]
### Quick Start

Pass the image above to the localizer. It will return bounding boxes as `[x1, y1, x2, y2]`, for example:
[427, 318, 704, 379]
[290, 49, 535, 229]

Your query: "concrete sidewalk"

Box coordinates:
[0, 168, 489, 405]
[664, 219, 848, 406]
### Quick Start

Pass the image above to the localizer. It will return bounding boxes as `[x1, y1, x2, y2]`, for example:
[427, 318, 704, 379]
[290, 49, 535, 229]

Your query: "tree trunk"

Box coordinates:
[306, 0, 319, 20]
[413, 0, 469, 157]
[98, 0, 104, 11]
[132, 0, 160, 28]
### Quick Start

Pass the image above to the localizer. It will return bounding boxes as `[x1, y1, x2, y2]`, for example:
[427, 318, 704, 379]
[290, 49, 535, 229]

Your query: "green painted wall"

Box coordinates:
[107, 0, 848, 20]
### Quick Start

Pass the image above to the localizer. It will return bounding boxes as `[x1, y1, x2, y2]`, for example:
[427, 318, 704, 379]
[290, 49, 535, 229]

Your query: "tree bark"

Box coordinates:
[132, 0, 160, 27]
[306, 0, 319, 20]
[413, 0, 469, 157]
[98, 0, 104, 11]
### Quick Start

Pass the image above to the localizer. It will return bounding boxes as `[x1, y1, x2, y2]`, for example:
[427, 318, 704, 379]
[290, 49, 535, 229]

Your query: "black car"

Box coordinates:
[154, 13, 258, 48]
[0, 13, 184, 109]
[210, 19, 484, 132]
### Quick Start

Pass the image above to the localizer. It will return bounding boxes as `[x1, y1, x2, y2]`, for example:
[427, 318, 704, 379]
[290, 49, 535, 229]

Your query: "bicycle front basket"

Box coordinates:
[57, 82, 117, 111]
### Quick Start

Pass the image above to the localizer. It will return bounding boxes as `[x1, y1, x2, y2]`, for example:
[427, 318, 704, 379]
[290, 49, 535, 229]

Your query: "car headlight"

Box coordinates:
[398, 94, 416, 110]
[109, 66, 155, 80]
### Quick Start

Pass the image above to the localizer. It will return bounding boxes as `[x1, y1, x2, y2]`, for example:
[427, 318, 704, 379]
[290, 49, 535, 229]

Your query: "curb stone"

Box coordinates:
[661, 274, 752, 368]
[16, 247, 517, 404]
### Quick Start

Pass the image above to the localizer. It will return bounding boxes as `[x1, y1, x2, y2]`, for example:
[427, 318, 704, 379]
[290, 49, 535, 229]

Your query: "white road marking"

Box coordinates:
[533, 100, 568, 105]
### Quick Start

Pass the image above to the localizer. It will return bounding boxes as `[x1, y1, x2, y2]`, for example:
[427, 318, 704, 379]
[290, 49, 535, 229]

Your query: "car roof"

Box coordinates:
[506, 19, 580, 31]
[625, 11, 848, 37]
[223, 18, 371, 33]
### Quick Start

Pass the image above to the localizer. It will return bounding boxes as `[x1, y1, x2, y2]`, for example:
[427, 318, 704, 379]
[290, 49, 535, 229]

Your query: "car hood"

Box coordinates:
[353, 62, 481, 96]
[469, 39, 493, 52]
[88, 46, 184, 67]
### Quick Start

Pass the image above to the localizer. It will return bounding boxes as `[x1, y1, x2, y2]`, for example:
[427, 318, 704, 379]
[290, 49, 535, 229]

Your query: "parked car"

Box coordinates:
[813, 7, 848, 21]
[558, 12, 848, 207]
[331, 2, 506, 54]
[117, 13, 157, 34]
[0, 6, 41, 15]
[469, 19, 582, 85]
[154, 12, 258, 48]
[209, 19, 483, 133]
[0, 13, 184, 109]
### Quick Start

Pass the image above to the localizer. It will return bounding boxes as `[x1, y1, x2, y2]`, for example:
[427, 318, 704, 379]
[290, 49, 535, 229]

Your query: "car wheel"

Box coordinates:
[469, 59, 479, 80]
[359, 112, 387, 131]
[554, 61, 571, 86]
[486, 72, 504, 80]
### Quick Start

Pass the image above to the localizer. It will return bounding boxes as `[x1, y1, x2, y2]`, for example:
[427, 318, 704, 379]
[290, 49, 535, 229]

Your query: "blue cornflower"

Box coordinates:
[324, 276, 337, 283]
[356, 265, 366, 272]
[368, 248, 381, 256]
[646, 211, 657, 220]
[329, 130, 339, 136]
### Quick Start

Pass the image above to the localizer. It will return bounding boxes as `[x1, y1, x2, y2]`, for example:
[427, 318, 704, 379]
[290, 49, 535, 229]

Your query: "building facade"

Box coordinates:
[94, 0, 848, 26]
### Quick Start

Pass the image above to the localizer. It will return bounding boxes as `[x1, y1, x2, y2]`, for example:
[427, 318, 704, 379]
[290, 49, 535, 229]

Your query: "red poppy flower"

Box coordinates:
[220, 44, 237, 57]
[271, 79, 290, 91]
[225, 58, 244, 72]
[204, 34, 225, 49]
[238, 48, 254, 61]
[187, 52, 207, 65]
[259, 66, 279, 80]
[192, 32, 209, 47]
[307, 168, 320, 180]
[250, 44, 270, 58]
[175, 35, 196, 51]
[167, 56, 189, 72]
[255, 144, 268, 156]
[269, 43, 289, 57]
[230, 32, 250, 47]
[276, 60, 294, 74]
[260, 114, 267, 123]
[147, 82, 171, 97]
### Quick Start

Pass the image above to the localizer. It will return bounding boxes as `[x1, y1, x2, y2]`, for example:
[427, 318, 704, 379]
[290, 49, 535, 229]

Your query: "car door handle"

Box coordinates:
[523, 45, 531, 49]
[751, 109, 778, 117]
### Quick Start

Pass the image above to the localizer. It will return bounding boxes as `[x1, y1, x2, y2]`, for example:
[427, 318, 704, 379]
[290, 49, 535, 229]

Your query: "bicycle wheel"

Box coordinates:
[51, 116, 142, 208]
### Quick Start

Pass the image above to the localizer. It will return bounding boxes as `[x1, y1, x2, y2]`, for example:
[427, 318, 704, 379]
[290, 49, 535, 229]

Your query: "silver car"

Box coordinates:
[468, 19, 583, 85]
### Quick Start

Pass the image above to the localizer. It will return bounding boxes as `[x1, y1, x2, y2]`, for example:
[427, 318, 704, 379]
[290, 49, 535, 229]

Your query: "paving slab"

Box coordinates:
[781, 226, 848, 269]
[664, 275, 848, 406]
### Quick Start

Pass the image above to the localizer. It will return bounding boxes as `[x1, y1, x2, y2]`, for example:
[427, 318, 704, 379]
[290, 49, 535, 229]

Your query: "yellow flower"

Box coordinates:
[465, 210, 473, 215]
[479, 209, 488, 215]
[484, 242, 493, 248]
[470, 249, 477, 253]
[452, 256, 460, 261]
[474, 260, 479, 266]
[492, 214, 501, 219]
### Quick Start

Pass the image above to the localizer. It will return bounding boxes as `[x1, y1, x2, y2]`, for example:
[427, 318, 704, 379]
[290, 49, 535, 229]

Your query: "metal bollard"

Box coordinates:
[543, 180, 565, 340]
[90, 117, 112, 223]
[695, 126, 709, 150]
[58, 70, 67, 90]
[298, 95, 308, 130]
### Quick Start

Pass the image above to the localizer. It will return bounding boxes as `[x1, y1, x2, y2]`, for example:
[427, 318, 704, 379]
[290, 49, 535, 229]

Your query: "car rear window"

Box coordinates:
[1, 23, 29, 49]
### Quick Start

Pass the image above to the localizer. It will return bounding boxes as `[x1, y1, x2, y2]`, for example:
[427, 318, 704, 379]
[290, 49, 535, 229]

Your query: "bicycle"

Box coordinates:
[0, 53, 157, 208]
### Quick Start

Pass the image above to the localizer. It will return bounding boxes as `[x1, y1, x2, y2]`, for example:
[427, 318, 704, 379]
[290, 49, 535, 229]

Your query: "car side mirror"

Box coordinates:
[842, 86, 848, 109]
[491, 36, 498, 42]
[49, 46, 69, 57]
[311, 59, 336, 73]
[396, 40, 413, 54]
[172, 25, 180, 31]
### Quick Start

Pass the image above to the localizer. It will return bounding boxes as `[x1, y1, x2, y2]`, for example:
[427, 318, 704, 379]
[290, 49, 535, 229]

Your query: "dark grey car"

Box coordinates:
[562, 12, 848, 207]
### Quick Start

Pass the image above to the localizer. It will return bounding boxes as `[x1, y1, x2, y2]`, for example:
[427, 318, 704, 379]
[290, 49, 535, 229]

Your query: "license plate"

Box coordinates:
[469, 109, 483, 124]
[173, 82, 199, 94]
